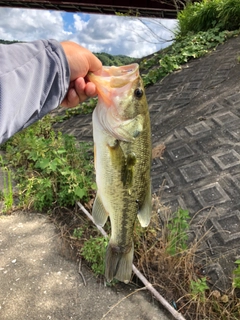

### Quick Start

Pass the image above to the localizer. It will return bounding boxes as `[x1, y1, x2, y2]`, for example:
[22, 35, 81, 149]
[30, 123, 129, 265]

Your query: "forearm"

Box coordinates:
[0, 39, 70, 144]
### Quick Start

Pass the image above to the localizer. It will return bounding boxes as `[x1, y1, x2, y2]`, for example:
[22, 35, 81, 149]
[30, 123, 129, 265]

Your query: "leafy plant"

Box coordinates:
[166, 208, 190, 255]
[141, 27, 238, 86]
[72, 227, 84, 240]
[81, 236, 108, 276]
[2, 167, 13, 213]
[190, 277, 209, 301]
[177, 0, 240, 36]
[218, 0, 240, 31]
[2, 115, 95, 211]
[140, 0, 240, 87]
[232, 259, 240, 289]
[177, 0, 222, 36]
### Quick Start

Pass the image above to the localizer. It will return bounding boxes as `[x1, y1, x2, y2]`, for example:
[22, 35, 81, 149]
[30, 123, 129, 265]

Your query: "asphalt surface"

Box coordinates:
[1, 35, 240, 319]
[0, 212, 169, 320]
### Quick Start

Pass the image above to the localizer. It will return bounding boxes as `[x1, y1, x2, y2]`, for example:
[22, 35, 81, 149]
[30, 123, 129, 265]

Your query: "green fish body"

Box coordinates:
[88, 64, 152, 283]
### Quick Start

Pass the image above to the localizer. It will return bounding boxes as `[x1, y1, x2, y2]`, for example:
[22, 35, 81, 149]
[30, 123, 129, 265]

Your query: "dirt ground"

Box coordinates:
[0, 212, 172, 320]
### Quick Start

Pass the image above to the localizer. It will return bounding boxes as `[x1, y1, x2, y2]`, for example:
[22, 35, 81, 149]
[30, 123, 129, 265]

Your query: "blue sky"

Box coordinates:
[62, 11, 90, 30]
[0, 8, 177, 58]
[62, 12, 75, 31]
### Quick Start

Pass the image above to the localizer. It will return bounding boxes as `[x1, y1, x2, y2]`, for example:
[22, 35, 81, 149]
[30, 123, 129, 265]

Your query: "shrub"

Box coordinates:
[177, 0, 240, 36]
[177, 0, 222, 36]
[218, 0, 240, 31]
[2, 116, 96, 211]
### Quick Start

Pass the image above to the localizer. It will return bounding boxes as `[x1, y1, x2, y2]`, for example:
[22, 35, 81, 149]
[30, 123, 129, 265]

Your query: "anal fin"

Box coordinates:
[92, 193, 108, 227]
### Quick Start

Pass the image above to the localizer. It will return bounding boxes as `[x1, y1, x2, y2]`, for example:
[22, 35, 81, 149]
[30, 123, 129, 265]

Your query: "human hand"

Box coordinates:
[60, 41, 102, 108]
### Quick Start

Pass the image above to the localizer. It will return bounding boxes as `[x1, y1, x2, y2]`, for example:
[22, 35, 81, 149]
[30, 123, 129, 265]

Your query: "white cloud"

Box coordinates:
[0, 8, 71, 41]
[73, 14, 88, 32]
[71, 14, 177, 57]
[0, 8, 177, 58]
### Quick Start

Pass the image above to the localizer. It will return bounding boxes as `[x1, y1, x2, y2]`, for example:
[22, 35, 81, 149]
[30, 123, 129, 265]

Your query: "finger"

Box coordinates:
[84, 82, 97, 97]
[74, 77, 85, 93]
[75, 78, 97, 98]
[61, 88, 80, 108]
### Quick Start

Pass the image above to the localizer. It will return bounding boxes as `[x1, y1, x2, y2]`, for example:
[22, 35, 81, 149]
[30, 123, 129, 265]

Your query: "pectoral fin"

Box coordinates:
[137, 184, 152, 227]
[92, 193, 108, 227]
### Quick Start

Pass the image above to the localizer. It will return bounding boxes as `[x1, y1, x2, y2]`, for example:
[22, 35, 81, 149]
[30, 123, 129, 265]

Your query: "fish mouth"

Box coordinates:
[88, 64, 139, 107]
[100, 63, 139, 81]
[88, 63, 139, 85]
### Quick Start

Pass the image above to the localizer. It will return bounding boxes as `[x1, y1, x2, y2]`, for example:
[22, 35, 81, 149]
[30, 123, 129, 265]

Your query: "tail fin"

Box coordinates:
[105, 241, 134, 284]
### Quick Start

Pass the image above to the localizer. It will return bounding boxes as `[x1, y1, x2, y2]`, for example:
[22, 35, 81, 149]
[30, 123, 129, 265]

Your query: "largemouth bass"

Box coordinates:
[88, 63, 152, 283]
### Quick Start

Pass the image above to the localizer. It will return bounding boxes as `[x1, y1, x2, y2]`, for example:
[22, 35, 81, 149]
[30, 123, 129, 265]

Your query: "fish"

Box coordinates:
[88, 63, 152, 283]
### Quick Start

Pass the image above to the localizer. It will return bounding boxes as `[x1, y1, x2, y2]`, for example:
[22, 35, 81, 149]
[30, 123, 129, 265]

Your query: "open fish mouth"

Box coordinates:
[88, 64, 140, 106]
[89, 63, 139, 84]
[88, 64, 143, 142]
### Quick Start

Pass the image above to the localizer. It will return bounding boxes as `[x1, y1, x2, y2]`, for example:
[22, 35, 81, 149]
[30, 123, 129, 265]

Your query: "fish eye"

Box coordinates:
[134, 88, 143, 98]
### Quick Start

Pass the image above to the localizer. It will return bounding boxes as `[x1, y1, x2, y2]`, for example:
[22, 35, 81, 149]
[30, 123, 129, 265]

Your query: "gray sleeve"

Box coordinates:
[0, 39, 70, 144]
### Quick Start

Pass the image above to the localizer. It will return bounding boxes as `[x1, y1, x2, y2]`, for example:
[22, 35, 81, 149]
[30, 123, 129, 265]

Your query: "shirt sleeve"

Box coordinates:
[0, 39, 70, 144]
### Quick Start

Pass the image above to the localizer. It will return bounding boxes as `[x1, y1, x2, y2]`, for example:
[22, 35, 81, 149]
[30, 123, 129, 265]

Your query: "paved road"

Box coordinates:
[54, 35, 240, 291]
[0, 212, 171, 320]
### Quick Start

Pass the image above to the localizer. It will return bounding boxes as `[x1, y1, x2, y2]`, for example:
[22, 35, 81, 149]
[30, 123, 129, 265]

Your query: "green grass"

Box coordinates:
[1, 167, 13, 213]
[81, 236, 108, 276]
[141, 27, 239, 86]
[166, 208, 190, 255]
[177, 0, 240, 36]
[1, 115, 95, 211]
[140, 0, 240, 87]
[233, 260, 240, 289]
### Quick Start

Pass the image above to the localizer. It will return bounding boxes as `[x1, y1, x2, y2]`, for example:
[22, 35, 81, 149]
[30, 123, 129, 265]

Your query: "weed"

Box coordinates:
[217, 0, 240, 31]
[81, 236, 108, 276]
[1, 167, 13, 213]
[177, 0, 240, 36]
[232, 259, 240, 289]
[190, 277, 209, 301]
[141, 27, 238, 86]
[133, 199, 240, 320]
[2, 115, 95, 211]
[72, 227, 84, 240]
[166, 208, 190, 255]
[177, 0, 221, 36]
